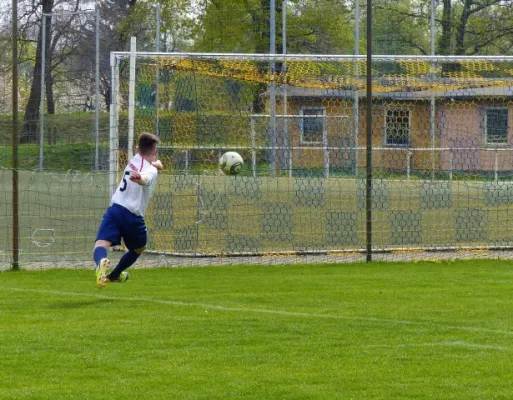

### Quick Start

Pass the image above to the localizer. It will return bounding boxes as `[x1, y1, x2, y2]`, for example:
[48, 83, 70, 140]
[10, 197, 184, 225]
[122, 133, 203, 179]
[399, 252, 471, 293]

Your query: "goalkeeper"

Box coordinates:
[93, 132, 163, 288]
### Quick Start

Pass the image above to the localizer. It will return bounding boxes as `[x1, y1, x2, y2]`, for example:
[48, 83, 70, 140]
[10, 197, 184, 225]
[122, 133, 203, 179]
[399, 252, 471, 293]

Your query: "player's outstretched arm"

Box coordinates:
[152, 160, 163, 170]
[129, 171, 148, 185]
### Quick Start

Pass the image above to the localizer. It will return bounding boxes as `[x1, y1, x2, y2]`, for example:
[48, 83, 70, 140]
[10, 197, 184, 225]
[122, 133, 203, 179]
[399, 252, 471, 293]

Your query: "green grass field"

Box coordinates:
[1, 260, 513, 399]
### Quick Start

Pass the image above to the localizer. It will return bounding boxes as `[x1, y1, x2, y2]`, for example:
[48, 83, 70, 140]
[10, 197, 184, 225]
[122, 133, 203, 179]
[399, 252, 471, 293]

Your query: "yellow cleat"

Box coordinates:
[95, 258, 110, 289]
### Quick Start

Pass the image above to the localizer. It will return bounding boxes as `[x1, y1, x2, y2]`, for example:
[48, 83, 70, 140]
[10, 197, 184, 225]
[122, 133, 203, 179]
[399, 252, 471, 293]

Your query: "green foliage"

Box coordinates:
[188, 0, 513, 56]
[286, 0, 354, 54]
[117, 0, 195, 51]
[372, 0, 432, 55]
[193, 0, 355, 54]
[371, 0, 513, 56]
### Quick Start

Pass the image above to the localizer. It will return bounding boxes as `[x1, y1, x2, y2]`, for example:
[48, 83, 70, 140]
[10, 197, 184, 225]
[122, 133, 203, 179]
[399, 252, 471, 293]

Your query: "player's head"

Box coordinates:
[137, 132, 160, 161]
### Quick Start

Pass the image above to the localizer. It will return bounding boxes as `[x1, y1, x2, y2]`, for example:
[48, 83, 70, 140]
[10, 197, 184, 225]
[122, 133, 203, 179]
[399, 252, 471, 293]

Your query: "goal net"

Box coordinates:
[5, 51, 513, 270]
[108, 49, 513, 265]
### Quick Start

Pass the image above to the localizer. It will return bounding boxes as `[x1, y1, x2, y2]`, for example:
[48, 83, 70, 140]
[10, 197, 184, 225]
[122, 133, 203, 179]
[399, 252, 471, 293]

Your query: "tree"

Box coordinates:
[18, 0, 103, 142]
[0, 36, 12, 113]
[116, 0, 194, 52]
[44, 0, 85, 114]
[370, 0, 513, 56]
[285, 0, 353, 54]
[192, 0, 354, 112]
[92, 0, 195, 111]
[193, 0, 353, 55]
[18, 0, 149, 143]
[372, 0, 432, 55]
[410, 0, 512, 75]
[76, 0, 140, 111]
[452, 0, 513, 55]
[22, 0, 54, 143]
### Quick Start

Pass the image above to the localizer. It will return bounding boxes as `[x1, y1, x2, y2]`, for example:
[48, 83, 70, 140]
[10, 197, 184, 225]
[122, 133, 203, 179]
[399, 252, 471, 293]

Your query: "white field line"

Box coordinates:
[3, 287, 513, 337]
[366, 341, 512, 352]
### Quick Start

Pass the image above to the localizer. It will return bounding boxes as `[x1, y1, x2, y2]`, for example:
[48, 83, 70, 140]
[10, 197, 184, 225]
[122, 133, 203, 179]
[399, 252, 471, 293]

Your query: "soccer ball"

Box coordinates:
[219, 151, 243, 175]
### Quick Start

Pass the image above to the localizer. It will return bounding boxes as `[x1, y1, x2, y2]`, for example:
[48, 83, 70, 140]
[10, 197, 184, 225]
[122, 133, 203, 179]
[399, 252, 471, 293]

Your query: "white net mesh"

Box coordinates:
[107, 53, 513, 265]
[4, 53, 513, 269]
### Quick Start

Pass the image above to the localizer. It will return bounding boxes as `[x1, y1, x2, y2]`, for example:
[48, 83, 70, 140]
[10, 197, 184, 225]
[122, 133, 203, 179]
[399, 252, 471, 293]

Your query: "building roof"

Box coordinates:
[280, 84, 513, 101]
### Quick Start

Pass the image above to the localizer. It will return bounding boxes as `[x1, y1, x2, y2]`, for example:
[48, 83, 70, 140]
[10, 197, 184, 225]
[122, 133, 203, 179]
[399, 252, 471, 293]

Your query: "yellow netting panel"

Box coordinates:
[154, 57, 513, 91]
[113, 55, 513, 261]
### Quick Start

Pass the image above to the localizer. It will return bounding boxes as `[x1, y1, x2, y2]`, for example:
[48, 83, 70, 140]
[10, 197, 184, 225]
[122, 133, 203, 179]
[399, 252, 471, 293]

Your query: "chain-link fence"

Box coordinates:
[106, 51, 513, 265]
[4, 0, 513, 270]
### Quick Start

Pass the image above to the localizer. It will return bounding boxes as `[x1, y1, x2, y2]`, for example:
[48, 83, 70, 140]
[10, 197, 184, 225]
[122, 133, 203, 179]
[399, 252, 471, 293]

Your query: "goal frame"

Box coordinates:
[108, 41, 513, 260]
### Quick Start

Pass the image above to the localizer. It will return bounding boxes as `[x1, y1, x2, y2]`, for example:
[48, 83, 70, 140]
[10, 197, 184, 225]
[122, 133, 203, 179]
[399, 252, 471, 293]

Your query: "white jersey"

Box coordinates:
[111, 153, 158, 217]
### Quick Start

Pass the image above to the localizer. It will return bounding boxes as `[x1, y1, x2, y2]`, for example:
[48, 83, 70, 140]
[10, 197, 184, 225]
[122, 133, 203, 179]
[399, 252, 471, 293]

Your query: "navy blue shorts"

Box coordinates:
[95, 203, 147, 251]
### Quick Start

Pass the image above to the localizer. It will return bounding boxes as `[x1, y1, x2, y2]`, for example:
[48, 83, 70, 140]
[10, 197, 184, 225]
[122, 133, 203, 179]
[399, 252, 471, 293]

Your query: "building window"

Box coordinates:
[385, 109, 411, 146]
[486, 108, 508, 145]
[300, 108, 325, 144]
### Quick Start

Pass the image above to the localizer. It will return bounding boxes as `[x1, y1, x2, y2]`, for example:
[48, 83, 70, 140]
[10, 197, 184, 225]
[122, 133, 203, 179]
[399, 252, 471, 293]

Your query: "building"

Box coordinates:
[266, 83, 513, 176]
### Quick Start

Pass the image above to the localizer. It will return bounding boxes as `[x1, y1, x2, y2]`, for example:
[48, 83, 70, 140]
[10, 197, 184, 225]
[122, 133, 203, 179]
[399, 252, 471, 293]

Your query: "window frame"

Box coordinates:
[485, 107, 509, 146]
[384, 107, 412, 147]
[299, 106, 326, 145]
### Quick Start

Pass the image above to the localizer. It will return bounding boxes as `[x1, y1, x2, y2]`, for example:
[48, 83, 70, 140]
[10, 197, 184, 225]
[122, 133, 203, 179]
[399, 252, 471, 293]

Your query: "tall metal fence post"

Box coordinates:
[270, 0, 277, 176]
[430, 0, 436, 180]
[366, 0, 373, 262]
[494, 150, 499, 182]
[39, 14, 46, 170]
[282, 0, 290, 177]
[323, 116, 329, 178]
[353, 0, 360, 177]
[155, 3, 160, 137]
[128, 37, 137, 157]
[251, 116, 257, 178]
[109, 53, 120, 195]
[12, 0, 20, 270]
[94, 1, 100, 170]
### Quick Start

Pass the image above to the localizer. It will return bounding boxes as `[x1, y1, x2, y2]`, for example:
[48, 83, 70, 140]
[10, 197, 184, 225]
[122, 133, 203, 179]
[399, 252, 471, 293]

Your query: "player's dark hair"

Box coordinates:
[138, 132, 160, 155]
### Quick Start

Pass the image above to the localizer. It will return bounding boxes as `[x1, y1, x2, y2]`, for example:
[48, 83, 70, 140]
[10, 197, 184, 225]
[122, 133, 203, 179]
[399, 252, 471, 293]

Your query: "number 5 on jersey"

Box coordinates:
[120, 171, 131, 192]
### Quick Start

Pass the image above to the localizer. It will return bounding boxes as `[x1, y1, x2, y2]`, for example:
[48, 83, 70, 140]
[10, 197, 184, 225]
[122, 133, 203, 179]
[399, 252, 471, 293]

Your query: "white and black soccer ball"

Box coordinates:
[219, 151, 243, 176]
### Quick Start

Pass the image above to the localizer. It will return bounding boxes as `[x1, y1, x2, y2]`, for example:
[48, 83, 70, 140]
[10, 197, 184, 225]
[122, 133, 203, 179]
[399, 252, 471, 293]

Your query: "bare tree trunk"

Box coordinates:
[102, 75, 111, 112]
[22, 0, 54, 143]
[438, 0, 462, 74]
[46, 73, 55, 114]
[45, 0, 82, 115]
[438, 0, 452, 55]
[455, 0, 473, 55]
